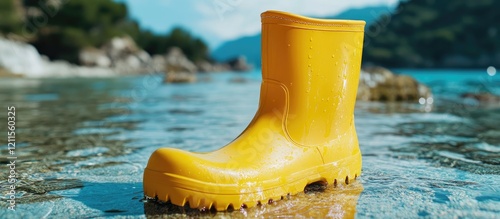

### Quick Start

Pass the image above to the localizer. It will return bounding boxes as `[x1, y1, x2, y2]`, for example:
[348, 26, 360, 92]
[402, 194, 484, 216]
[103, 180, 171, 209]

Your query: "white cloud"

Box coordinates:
[121, 0, 399, 48]
[193, 0, 398, 47]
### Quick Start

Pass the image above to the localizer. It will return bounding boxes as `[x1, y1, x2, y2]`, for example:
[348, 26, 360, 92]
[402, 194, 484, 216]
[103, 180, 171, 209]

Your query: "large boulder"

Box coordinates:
[79, 35, 152, 74]
[164, 47, 197, 83]
[103, 36, 152, 73]
[165, 47, 197, 73]
[102, 35, 141, 60]
[79, 47, 111, 67]
[151, 54, 167, 73]
[358, 66, 432, 102]
[0, 36, 46, 77]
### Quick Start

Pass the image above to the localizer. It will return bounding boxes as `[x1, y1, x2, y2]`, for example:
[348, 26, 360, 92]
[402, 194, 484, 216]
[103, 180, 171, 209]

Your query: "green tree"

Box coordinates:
[137, 27, 209, 62]
[24, 0, 131, 62]
[364, 0, 500, 68]
[166, 27, 209, 62]
[21, 0, 209, 64]
[0, 0, 23, 33]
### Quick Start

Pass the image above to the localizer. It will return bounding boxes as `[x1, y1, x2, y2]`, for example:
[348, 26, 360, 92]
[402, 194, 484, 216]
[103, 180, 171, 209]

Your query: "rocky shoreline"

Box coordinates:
[0, 36, 251, 79]
[4, 35, 500, 103]
[0, 36, 117, 78]
[0, 35, 435, 102]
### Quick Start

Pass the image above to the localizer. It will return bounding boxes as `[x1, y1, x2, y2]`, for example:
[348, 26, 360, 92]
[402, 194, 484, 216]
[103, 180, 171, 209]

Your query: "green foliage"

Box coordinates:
[0, 0, 22, 33]
[137, 27, 209, 62]
[363, 0, 500, 68]
[167, 27, 209, 62]
[1, 0, 209, 64]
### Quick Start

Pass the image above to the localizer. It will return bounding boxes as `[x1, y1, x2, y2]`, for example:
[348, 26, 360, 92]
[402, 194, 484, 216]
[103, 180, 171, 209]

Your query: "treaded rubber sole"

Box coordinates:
[143, 151, 361, 211]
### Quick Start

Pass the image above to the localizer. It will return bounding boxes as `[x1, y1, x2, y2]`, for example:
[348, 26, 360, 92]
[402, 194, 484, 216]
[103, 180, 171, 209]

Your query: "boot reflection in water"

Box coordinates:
[144, 10, 365, 211]
[143, 182, 364, 218]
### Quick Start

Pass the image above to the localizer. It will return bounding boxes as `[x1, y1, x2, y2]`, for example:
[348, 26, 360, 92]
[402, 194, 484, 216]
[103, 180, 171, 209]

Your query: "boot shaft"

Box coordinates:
[260, 11, 365, 146]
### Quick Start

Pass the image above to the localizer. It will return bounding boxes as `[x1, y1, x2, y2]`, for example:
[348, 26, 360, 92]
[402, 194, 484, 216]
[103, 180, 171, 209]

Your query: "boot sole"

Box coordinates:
[143, 151, 361, 211]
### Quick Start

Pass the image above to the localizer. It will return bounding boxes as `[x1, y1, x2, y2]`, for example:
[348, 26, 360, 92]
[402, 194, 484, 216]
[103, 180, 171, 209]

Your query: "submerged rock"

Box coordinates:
[461, 92, 500, 104]
[357, 66, 432, 102]
[164, 72, 196, 83]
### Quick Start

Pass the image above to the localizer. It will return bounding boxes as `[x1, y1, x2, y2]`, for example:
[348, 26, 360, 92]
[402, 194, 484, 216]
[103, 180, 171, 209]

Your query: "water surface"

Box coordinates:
[0, 70, 499, 218]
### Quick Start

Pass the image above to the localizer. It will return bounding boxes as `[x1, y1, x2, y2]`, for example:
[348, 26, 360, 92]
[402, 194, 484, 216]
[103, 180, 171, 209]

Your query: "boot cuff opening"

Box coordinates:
[261, 10, 365, 32]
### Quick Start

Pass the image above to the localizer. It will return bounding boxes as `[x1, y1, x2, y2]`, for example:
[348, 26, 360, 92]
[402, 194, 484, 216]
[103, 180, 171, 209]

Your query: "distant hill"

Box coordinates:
[212, 6, 394, 66]
[325, 5, 393, 21]
[211, 35, 261, 68]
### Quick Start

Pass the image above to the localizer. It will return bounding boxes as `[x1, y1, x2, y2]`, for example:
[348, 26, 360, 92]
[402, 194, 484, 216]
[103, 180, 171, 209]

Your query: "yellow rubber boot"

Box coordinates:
[144, 10, 365, 211]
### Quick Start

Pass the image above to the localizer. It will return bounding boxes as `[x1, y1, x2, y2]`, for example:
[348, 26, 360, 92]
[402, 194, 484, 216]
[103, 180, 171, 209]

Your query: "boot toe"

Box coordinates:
[145, 147, 237, 183]
[146, 148, 202, 177]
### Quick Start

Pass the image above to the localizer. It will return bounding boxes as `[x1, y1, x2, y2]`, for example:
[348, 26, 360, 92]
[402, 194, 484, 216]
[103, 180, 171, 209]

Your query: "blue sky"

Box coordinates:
[116, 0, 398, 49]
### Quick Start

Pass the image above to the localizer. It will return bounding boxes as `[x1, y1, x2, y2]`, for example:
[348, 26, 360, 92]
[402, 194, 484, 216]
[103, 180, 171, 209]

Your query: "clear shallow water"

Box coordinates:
[0, 70, 499, 218]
